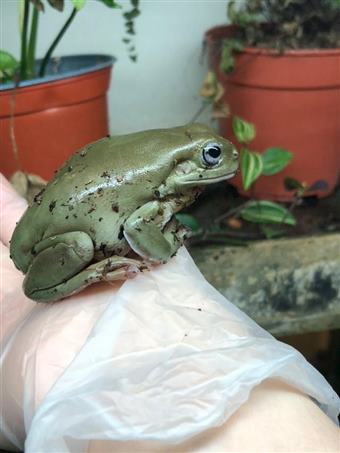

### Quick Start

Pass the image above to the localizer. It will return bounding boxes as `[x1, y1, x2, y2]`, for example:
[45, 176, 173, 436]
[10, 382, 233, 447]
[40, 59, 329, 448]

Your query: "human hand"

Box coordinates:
[1, 174, 338, 453]
[0, 173, 34, 341]
[1, 174, 120, 450]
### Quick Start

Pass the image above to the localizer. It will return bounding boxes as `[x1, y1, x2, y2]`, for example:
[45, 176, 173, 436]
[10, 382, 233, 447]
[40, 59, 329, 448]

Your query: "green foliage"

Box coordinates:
[122, 0, 140, 61]
[222, 0, 340, 67]
[220, 38, 244, 73]
[240, 201, 297, 226]
[71, 0, 86, 10]
[284, 178, 329, 196]
[0, 51, 19, 82]
[175, 214, 202, 232]
[232, 116, 256, 144]
[97, 0, 120, 7]
[259, 224, 285, 240]
[240, 148, 263, 191]
[284, 177, 305, 192]
[261, 148, 293, 176]
[227, 0, 259, 27]
[230, 116, 298, 228]
[233, 116, 293, 191]
[1, 0, 140, 83]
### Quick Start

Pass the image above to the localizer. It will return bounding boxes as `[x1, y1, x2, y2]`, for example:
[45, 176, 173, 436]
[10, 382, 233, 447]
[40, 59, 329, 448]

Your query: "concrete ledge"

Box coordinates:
[190, 234, 340, 336]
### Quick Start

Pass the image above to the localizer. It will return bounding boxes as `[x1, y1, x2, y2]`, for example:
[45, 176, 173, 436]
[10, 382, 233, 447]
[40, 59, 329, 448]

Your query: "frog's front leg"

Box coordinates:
[123, 201, 188, 263]
[24, 232, 146, 303]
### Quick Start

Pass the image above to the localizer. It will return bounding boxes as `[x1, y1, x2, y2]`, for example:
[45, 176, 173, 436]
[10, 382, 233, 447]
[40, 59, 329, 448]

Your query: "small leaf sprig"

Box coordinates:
[122, 0, 140, 62]
[219, 117, 328, 237]
[229, 115, 296, 231]
[0, 0, 140, 84]
[232, 116, 293, 192]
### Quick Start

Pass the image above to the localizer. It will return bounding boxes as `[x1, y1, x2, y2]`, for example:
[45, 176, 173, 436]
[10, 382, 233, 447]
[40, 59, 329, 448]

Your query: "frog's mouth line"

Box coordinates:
[185, 171, 237, 185]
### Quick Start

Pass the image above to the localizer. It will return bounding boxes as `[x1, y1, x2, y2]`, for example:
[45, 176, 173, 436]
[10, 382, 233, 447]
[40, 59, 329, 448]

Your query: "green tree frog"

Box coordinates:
[10, 123, 238, 303]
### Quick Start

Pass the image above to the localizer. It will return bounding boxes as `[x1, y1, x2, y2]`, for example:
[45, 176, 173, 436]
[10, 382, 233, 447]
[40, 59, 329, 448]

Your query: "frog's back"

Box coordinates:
[9, 132, 174, 272]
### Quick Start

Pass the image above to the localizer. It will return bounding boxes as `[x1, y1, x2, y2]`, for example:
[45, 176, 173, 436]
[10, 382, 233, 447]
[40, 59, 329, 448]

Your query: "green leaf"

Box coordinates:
[175, 214, 201, 232]
[261, 147, 293, 175]
[96, 0, 121, 8]
[227, 0, 259, 26]
[260, 225, 285, 239]
[284, 177, 305, 192]
[0, 50, 19, 80]
[71, 0, 86, 10]
[240, 201, 297, 226]
[232, 116, 256, 144]
[227, 0, 237, 22]
[123, 8, 140, 19]
[220, 38, 244, 73]
[47, 0, 64, 11]
[220, 43, 235, 73]
[240, 148, 263, 190]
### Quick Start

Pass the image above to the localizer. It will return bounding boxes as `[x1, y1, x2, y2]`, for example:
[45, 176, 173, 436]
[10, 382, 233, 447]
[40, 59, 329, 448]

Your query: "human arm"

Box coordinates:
[87, 379, 339, 452]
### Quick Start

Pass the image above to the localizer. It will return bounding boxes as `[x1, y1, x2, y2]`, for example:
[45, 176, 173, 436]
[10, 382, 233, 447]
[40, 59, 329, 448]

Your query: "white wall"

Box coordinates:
[1, 0, 228, 134]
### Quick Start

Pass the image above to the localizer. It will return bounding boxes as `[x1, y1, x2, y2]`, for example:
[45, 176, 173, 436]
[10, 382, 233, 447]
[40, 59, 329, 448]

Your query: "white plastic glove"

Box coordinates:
[1, 174, 339, 453]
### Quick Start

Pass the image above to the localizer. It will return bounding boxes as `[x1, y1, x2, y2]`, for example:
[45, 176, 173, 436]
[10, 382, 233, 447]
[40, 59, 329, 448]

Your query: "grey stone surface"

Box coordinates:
[190, 234, 340, 336]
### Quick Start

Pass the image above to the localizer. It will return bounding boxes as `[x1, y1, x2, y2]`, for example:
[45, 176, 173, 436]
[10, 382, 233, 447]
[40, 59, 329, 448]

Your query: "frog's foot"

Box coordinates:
[173, 222, 192, 242]
[86, 256, 151, 282]
[103, 264, 142, 283]
[25, 254, 150, 303]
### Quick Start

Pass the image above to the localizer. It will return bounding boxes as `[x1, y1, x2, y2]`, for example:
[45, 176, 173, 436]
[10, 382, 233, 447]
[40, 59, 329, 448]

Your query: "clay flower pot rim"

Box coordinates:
[206, 25, 340, 58]
[0, 54, 115, 92]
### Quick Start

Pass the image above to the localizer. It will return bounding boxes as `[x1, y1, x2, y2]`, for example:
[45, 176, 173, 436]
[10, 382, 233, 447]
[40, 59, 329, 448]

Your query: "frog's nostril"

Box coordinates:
[232, 149, 239, 160]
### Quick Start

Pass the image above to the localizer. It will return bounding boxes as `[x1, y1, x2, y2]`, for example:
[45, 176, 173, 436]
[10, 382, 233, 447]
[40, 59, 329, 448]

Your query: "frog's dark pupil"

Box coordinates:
[208, 146, 221, 158]
[202, 143, 222, 166]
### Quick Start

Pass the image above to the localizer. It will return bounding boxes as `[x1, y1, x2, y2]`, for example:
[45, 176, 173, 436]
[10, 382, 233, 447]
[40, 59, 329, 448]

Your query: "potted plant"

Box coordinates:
[204, 0, 340, 201]
[0, 0, 140, 181]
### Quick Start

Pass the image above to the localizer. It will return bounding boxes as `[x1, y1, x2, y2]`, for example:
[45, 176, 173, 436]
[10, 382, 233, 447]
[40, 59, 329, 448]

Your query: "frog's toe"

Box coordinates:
[102, 265, 139, 282]
[125, 264, 140, 279]
[177, 224, 192, 241]
[104, 260, 152, 282]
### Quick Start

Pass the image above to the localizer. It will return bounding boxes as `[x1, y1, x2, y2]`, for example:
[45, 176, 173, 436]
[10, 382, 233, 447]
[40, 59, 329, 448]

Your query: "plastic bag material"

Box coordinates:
[1, 247, 339, 453]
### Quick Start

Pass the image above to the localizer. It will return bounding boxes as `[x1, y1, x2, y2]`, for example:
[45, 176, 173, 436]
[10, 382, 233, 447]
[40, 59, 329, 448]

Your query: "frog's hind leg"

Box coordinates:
[23, 231, 95, 302]
[25, 244, 148, 303]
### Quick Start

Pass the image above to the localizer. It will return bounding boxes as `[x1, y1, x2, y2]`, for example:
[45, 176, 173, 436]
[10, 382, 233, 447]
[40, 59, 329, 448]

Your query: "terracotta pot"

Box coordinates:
[0, 55, 114, 181]
[205, 26, 340, 201]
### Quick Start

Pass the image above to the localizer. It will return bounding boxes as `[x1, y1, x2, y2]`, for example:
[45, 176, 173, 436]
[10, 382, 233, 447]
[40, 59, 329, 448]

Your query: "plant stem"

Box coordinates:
[27, 6, 39, 78]
[189, 102, 211, 123]
[39, 7, 77, 78]
[20, 0, 30, 80]
[214, 201, 251, 224]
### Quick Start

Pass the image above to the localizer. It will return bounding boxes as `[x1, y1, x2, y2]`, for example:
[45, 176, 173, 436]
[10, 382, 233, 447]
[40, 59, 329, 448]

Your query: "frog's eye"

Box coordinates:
[202, 143, 222, 166]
